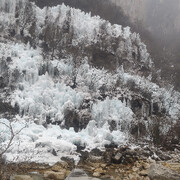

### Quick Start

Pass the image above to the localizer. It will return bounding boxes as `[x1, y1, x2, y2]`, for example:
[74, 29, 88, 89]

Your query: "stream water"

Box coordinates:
[11, 172, 44, 180]
[11, 169, 101, 180]
[65, 169, 101, 180]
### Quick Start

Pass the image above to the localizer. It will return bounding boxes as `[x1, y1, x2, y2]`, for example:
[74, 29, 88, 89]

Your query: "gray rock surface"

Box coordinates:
[148, 163, 180, 180]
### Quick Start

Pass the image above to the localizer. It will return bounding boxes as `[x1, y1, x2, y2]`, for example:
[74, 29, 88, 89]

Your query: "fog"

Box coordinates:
[111, 0, 180, 90]
[31, 0, 180, 90]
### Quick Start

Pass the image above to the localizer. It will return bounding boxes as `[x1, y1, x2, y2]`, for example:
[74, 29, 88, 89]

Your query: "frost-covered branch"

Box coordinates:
[0, 120, 26, 158]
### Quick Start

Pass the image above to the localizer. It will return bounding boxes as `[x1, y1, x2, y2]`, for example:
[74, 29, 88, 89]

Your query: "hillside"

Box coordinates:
[0, 0, 180, 179]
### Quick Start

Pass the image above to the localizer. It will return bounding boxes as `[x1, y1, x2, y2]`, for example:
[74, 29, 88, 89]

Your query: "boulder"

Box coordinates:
[148, 163, 180, 180]
[94, 168, 104, 174]
[93, 172, 101, 177]
[44, 170, 68, 180]
[112, 152, 122, 163]
[51, 162, 69, 172]
[164, 163, 180, 172]
[139, 169, 148, 176]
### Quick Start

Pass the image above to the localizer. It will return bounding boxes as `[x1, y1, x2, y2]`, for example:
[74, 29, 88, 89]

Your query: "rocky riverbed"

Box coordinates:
[3, 146, 180, 180]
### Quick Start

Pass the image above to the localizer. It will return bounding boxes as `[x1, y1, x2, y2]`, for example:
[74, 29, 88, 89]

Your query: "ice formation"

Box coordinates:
[0, 42, 178, 123]
[92, 97, 133, 128]
[0, 118, 127, 164]
[0, 0, 180, 164]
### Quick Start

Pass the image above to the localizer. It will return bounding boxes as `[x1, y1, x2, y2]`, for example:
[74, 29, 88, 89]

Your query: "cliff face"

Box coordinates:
[0, 0, 180, 163]
[111, 0, 180, 35]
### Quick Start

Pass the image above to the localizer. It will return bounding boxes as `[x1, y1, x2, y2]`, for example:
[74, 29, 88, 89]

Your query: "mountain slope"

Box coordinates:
[0, 0, 180, 164]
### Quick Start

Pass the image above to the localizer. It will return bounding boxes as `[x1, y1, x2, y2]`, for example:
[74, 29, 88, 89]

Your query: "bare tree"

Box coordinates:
[0, 120, 26, 180]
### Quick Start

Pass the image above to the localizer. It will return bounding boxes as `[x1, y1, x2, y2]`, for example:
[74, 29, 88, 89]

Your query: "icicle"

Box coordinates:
[142, 102, 145, 117]
[146, 103, 149, 117]
[159, 102, 162, 112]
[121, 64, 124, 74]
[151, 100, 153, 115]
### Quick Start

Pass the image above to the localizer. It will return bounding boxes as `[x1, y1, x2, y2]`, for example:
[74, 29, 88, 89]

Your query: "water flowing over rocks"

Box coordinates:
[65, 169, 100, 180]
